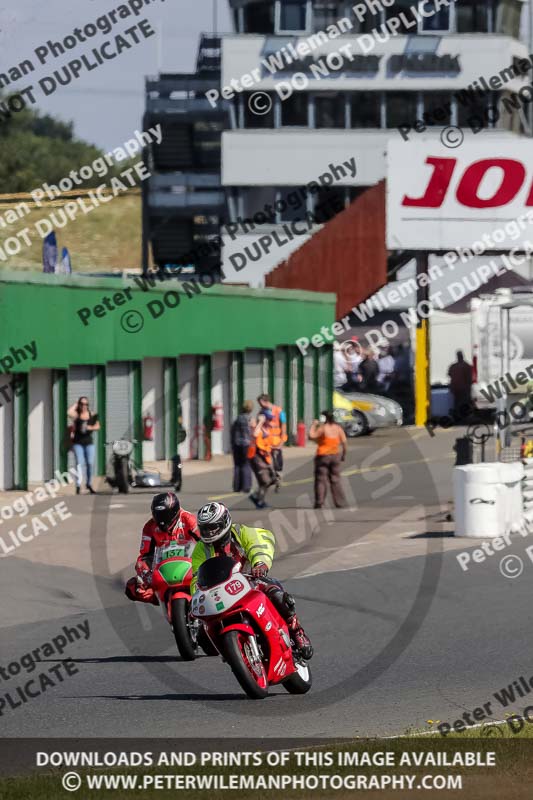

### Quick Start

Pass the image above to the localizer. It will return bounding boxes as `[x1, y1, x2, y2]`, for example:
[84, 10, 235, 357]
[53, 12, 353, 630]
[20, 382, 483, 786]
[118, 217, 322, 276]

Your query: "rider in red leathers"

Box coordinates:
[125, 492, 199, 605]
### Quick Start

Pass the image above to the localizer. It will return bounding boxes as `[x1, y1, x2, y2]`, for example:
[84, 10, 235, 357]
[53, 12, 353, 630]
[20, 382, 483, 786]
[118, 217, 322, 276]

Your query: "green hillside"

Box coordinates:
[0, 193, 142, 273]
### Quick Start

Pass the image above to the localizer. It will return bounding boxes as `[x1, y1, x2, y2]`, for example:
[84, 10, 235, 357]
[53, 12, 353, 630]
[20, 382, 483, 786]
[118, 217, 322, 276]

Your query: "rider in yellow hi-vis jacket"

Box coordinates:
[191, 502, 313, 660]
[190, 520, 274, 595]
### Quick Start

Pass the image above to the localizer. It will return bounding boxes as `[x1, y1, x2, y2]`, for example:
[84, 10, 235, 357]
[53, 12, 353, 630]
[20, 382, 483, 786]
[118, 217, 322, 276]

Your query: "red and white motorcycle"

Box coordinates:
[190, 555, 312, 699]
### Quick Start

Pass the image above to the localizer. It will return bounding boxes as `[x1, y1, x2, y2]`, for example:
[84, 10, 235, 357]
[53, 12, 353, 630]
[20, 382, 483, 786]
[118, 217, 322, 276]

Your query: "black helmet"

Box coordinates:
[197, 502, 232, 546]
[151, 492, 181, 532]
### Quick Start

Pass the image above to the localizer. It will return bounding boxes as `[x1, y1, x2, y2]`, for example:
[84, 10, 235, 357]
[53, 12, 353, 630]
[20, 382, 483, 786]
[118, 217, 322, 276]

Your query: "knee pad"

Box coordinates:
[283, 592, 295, 610]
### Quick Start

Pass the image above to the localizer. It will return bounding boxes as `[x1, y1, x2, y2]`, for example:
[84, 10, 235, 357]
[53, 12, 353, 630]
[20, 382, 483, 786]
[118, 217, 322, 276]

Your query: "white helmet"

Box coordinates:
[197, 502, 232, 545]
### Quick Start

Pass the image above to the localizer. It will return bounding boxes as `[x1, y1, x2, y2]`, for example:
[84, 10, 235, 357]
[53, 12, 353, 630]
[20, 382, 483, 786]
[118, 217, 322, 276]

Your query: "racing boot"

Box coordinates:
[288, 614, 313, 661]
[264, 586, 314, 660]
[283, 592, 313, 660]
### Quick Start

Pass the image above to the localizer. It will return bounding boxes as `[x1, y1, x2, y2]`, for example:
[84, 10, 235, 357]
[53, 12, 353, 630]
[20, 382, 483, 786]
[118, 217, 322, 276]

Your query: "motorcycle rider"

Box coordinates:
[190, 502, 313, 660]
[125, 492, 199, 604]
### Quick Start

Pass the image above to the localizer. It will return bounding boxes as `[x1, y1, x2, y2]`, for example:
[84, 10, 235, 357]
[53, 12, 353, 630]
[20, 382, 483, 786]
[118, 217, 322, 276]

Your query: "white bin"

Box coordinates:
[499, 461, 524, 533]
[454, 464, 507, 538]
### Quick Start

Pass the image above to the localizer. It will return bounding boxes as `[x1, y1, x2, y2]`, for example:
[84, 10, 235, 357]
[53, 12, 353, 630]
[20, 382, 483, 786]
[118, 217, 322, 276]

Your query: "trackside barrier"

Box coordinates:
[523, 459, 533, 531]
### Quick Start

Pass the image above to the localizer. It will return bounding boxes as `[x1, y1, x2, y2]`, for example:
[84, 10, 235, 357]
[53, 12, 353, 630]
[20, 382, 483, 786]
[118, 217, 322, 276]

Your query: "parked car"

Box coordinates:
[333, 390, 403, 437]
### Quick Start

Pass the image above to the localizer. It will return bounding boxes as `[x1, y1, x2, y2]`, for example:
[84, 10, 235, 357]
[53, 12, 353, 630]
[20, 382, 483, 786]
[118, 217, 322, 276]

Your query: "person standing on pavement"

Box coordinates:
[359, 348, 380, 393]
[448, 350, 473, 419]
[67, 397, 100, 494]
[333, 341, 349, 389]
[377, 346, 395, 394]
[309, 411, 347, 509]
[257, 393, 287, 488]
[249, 412, 277, 509]
[345, 338, 363, 389]
[230, 400, 254, 493]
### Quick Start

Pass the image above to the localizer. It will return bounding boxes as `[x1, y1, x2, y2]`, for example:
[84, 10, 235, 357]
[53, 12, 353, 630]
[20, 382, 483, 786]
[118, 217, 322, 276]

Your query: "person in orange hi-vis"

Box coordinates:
[249, 410, 277, 509]
[257, 393, 287, 490]
[309, 410, 347, 510]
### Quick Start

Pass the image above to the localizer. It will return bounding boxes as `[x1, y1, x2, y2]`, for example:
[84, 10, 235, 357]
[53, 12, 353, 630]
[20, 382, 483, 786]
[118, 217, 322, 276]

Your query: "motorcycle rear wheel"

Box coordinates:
[283, 659, 312, 694]
[223, 631, 268, 699]
[170, 598, 197, 661]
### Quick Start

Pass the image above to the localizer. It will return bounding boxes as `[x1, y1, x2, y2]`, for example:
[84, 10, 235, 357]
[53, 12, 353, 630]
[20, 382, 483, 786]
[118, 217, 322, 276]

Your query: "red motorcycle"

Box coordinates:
[190, 555, 312, 699]
[149, 541, 199, 661]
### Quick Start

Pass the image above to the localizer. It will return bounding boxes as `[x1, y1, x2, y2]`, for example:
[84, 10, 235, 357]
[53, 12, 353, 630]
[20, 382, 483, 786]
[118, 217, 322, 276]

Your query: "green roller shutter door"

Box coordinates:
[106, 362, 133, 442]
[244, 349, 264, 406]
[67, 366, 97, 474]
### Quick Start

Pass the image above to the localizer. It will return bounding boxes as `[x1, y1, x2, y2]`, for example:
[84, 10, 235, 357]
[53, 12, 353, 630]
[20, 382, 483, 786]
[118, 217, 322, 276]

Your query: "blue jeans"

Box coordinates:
[73, 443, 95, 487]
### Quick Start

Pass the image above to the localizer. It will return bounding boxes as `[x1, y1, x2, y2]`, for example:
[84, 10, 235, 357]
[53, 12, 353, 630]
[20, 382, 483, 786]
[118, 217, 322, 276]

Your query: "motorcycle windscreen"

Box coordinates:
[197, 556, 236, 589]
[158, 560, 191, 585]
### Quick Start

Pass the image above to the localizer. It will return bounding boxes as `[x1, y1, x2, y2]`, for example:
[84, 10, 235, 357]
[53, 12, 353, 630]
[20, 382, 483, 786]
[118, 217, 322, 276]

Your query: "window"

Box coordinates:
[241, 188, 277, 223]
[243, 3, 275, 34]
[276, 0, 309, 33]
[385, 0, 418, 34]
[496, 0, 522, 38]
[280, 92, 309, 126]
[277, 187, 308, 222]
[313, 187, 346, 222]
[348, 187, 367, 204]
[243, 93, 275, 128]
[313, 1, 343, 31]
[353, 9, 382, 33]
[457, 91, 497, 130]
[420, 2, 450, 32]
[314, 93, 346, 127]
[422, 92, 452, 126]
[350, 92, 381, 128]
[456, 0, 491, 33]
[385, 92, 418, 128]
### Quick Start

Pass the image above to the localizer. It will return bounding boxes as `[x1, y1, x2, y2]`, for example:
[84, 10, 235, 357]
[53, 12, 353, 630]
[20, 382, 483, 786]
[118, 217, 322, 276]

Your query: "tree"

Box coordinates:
[0, 95, 137, 192]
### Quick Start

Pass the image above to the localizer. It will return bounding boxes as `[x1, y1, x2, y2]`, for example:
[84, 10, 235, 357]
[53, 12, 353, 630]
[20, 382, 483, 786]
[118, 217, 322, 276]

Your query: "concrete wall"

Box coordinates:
[0, 377, 14, 490]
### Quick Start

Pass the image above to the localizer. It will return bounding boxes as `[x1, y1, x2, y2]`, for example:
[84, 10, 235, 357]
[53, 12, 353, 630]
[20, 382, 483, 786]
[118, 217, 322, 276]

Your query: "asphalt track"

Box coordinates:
[1, 428, 531, 740]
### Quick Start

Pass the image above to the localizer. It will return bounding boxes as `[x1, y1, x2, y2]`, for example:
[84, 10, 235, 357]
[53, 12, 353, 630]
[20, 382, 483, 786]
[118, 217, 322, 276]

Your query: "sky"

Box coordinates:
[0, 0, 234, 150]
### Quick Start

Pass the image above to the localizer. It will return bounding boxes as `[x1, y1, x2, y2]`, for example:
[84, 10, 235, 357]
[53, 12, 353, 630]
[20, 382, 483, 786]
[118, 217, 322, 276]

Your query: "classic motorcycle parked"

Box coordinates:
[190, 555, 312, 699]
[106, 439, 183, 494]
[106, 439, 136, 493]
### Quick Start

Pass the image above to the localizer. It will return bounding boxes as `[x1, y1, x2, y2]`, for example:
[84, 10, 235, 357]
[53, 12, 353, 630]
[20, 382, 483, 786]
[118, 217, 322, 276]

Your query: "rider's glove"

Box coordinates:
[252, 563, 269, 579]
[136, 560, 152, 587]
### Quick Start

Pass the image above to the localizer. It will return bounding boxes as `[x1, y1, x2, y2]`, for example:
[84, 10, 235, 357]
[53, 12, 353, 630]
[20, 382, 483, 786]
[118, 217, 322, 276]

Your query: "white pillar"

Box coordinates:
[142, 358, 164, 463]
[211, 352, 231, 455]
[178, 356, 197, 460]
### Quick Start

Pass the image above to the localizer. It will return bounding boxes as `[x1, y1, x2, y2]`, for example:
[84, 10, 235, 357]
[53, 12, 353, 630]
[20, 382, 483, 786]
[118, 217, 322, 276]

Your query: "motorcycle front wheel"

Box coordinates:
[223, 630, 268, 699]
[170, 598, 197, 661]
[115, 458, 130, 494]
[283, 659, 312, 694]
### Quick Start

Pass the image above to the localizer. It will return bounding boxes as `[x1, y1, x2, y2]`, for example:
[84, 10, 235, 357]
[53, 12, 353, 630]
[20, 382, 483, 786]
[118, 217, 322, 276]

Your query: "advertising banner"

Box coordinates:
[387, 139, 533, 250]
